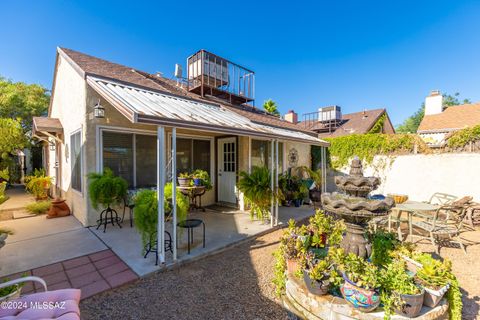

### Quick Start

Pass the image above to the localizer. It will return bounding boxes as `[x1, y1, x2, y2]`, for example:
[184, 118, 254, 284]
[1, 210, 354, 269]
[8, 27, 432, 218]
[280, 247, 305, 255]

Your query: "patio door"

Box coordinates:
[217, 137, 236, 204]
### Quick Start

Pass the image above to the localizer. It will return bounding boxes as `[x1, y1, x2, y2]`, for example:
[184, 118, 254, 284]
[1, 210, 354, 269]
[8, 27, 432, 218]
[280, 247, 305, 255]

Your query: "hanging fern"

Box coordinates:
[134, 183, 189, 252]
[237, 166, 278, 221]
[87, 168, 128, 209]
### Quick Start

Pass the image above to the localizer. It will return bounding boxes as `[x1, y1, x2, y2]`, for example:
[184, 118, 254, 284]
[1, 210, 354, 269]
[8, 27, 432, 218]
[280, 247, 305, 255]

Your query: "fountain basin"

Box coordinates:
[282, 275, 449, 320]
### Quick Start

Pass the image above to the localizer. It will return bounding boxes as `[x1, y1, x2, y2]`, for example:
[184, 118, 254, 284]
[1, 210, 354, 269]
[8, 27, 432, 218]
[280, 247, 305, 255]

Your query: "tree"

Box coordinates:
[396, 92, 471, 133]
[0, 118, 26, 159]
[0, 76, 50, 132]
[263, 99, 280, 116]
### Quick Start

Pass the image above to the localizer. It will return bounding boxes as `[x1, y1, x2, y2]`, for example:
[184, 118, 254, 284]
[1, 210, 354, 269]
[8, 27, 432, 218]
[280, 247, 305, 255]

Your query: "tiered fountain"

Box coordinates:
[321, 157, 394, 258]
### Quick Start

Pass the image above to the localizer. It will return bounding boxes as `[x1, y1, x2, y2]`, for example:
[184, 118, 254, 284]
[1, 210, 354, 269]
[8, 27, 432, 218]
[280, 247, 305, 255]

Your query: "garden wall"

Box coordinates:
[328, 153, 480, 202]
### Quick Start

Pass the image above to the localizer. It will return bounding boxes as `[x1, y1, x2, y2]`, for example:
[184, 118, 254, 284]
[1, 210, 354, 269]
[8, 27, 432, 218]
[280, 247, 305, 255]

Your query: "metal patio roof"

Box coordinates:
[87, 76, 329, 146]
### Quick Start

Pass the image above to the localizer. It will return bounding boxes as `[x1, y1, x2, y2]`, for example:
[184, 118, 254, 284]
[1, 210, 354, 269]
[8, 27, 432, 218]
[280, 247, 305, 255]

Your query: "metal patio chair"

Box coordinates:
[411, 204, 468, 254]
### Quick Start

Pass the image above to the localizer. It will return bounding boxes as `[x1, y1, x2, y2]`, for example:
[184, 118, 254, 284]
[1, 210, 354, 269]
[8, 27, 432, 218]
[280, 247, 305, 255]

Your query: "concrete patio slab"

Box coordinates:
[0, 215, 107, 277]
[90, 205, 315, 276]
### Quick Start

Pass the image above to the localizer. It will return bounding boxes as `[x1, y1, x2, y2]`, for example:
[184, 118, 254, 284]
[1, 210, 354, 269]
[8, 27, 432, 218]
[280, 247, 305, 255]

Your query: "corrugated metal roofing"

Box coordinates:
[87, 76, 328, 146]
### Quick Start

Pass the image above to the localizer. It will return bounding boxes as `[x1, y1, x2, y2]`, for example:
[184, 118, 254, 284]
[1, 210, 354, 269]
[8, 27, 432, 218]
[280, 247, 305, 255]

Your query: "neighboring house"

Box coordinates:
[285, 106, 395, 138]
[32, 47, 328, 227]
[418, 90, 480, 146]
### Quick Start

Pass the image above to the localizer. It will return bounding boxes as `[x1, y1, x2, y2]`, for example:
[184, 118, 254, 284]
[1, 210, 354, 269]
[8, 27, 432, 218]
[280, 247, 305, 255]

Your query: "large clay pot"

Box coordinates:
[303, 271, 329, 295]
[394, 288, 425, 318]
[47, 198, 71, 219]
[340, 274, 380, 313]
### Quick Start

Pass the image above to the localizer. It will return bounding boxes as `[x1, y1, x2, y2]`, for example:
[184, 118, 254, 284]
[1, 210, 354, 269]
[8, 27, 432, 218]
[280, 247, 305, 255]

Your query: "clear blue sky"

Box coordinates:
[1, 0, 479, 125]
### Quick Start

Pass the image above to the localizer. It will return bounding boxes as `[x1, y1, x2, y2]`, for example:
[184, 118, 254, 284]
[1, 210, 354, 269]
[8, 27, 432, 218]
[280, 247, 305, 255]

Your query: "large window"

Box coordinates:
[102, 131, 157, 188]
[70, 131, 82, 192]
[176, 138, 211, 174]
[251, 139, 283, 172]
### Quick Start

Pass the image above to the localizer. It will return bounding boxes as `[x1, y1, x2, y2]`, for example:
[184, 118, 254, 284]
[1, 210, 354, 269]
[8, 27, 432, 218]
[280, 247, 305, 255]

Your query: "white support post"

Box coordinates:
[171, 128, 177, 261]
[270, 139, 274, 227]
[157, 126, 166, 264]
[275, 140, 279, 226]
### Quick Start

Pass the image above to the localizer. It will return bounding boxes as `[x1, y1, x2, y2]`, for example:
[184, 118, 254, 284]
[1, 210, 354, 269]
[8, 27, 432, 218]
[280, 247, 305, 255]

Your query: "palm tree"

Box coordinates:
[263, 99, 280, 116]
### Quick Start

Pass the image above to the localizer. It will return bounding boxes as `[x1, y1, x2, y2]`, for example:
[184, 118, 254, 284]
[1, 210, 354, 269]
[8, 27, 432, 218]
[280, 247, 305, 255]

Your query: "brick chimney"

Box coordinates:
[425, 90, 443, 115]
[284, 110, 298, 123]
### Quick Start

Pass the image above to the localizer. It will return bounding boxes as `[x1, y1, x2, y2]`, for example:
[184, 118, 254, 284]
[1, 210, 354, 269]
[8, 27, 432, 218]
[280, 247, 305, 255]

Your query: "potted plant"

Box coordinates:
[26, 176, 52, 200]
[301, 166, 322, 202]
[381, 260, 424, 318]
[414, 255, 451, 308]
[237, 166, 280, 221]
[191, 169, 212, 190]
[304, 255, 332, 295]
[178, 172, 192, 187]
[134, 183, 189, 253]
[340, 253, 381, 312]
[0, 278, 23, 302]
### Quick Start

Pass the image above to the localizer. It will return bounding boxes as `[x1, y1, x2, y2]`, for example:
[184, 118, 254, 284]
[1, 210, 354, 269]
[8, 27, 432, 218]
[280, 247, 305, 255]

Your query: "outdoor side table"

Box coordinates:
[176, 219, 205, 254]
[178, 186, 207, 212]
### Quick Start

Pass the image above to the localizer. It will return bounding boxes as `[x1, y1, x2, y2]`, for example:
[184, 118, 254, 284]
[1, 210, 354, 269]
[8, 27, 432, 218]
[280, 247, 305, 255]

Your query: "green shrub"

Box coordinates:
[0, 168, 9, 182]
[88, 168, 128, 209]
[26, 200, 51, 214]
[25, 176, 52, 199]
[191, 169, 213, 190]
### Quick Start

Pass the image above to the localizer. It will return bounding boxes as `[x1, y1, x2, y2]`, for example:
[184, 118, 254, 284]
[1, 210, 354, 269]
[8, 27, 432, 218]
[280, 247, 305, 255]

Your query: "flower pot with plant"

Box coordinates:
[414, 254, 452, 308]
[380, 260, 424, 318]
[178, 172, 192, 187]
[301, 166, 322, 202]
[237, 166, 280, 221]
[0, 278, 23, 302]
[88, 168, 128, 232]
[26, 176, 52, 200]
[191, 170, 213, 190]
[340, 253, 381, 312]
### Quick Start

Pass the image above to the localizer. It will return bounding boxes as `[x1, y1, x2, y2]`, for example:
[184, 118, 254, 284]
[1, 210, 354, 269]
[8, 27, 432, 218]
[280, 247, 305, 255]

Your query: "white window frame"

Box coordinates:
[70, 128, 84, 196]
[96, 125, 157, 188]
[167, 132, 215, 186]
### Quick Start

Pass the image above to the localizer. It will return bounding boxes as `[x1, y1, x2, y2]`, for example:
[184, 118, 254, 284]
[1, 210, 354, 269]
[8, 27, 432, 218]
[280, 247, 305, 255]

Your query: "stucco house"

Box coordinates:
[418, 90, 480, 146]
[284, 107, 395, 137]
[32, 47, 328, 228]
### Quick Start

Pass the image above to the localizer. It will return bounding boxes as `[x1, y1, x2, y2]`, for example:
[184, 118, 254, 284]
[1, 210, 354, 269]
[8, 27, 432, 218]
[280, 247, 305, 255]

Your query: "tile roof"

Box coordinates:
[298, 109, 387, 138]
[418, 103, 480, 132]
[32, 116, 63, 134]
[58, 47, 315, 135]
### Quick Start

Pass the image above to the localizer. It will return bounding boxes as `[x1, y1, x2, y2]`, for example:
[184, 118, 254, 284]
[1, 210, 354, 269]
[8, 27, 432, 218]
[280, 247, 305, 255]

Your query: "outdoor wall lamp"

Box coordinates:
[49, 142, 56, 151]
[93, 99, 105, 118]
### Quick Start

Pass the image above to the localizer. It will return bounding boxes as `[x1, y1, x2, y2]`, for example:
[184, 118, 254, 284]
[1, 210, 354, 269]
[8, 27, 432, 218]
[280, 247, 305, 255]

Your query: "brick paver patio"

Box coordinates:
[1, 249, 138, 300]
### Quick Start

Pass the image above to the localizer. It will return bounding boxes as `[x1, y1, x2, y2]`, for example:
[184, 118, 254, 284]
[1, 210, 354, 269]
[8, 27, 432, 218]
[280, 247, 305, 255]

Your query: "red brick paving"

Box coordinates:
[0, 249, 138, 300]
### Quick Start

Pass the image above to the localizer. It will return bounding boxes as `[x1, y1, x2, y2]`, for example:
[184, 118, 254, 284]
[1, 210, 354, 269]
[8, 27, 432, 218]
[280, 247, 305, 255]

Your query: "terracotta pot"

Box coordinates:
[394, 288, 425, 318]
[177, 177, 192, 187]
[423, 284, 449, 308]
[286, 259, 300, 276]
[0, 285, 22, 302]
[303, 271, 329, 295]
[340, 274, 380, 313]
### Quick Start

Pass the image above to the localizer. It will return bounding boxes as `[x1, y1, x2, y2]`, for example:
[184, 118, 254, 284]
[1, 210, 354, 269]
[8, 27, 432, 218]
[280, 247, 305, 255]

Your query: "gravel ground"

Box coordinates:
[81, 226, 480, 320]
[80, 229, 289, 320]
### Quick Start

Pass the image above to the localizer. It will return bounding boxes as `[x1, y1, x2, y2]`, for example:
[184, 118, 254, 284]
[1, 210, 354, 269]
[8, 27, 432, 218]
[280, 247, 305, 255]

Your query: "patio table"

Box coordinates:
[178, 186, 206, 212]
[389, 200, 440, 240]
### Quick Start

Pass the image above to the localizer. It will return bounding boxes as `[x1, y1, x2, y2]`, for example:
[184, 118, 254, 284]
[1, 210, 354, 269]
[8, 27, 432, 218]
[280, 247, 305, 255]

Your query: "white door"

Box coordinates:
[217, 137, 237, 204]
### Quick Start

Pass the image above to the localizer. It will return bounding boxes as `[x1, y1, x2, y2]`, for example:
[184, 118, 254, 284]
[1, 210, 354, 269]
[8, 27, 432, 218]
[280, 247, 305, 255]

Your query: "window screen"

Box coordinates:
[102, 131, 134, 187]
[136, 135, 157, 187]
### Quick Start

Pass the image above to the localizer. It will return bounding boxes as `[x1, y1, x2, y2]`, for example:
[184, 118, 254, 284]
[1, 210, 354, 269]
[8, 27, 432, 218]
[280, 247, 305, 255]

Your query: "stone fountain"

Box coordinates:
[321, 157, 394, 258]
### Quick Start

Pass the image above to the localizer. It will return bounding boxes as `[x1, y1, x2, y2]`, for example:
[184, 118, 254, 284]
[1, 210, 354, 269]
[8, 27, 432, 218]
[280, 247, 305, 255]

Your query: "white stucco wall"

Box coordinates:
[48, 54, 88, 225]
[332, 153, 480, 202]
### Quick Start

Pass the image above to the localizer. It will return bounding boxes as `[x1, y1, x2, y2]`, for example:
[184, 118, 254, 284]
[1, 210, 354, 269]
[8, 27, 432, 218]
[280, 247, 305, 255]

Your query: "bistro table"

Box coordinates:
[177, 186, 206, 212]
[389, 200, 440, 240]
[177, 219, 206, 254]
